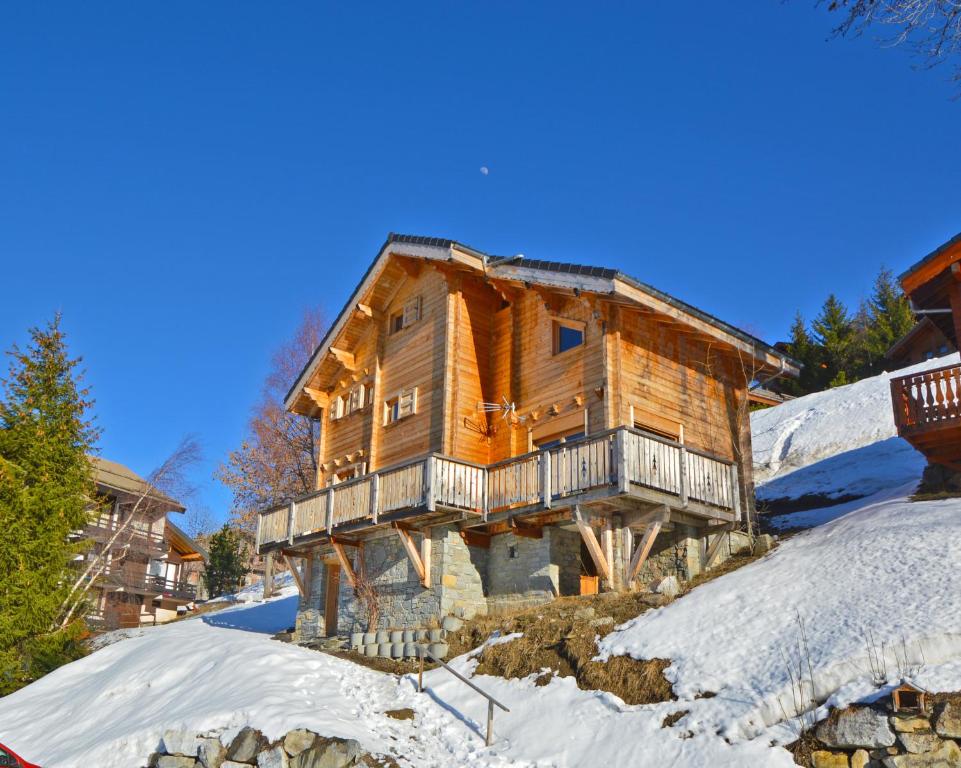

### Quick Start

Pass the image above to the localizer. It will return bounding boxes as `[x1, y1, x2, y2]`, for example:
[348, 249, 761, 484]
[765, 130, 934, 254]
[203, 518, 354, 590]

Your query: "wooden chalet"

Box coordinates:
[890, 232, 961, 471]
[256, 233, 799, 637]
[886, 317, 956, 371]
[84, 458, 206, 629]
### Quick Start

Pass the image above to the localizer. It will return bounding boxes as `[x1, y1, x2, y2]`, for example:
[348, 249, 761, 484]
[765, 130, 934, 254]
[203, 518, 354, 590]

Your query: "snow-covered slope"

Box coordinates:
[750, 353, 958, 502]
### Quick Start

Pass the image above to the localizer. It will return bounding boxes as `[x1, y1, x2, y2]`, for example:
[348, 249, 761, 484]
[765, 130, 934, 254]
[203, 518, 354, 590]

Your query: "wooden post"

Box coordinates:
[601, 519, 614, 589]
[486, 699, 494, 747]
[622, 526, 634, 591]
[370, 473, 380, 525]
[574, 506, 611, 582]
[950, 270, 961, 347]
[327, 488, 335, 533]
[679, 445, 688, 507]
[424, 457, 436, 512]
[730, 463, 742, 522]
[541, 449, 552, 510]
[255, 510, 263, 553]
[615, 428, 630, 494]
[263, 551, 274, 599]
[418, 651, 424, 693]
[287, 501, 296, 545]
[421, 527, 432, 589]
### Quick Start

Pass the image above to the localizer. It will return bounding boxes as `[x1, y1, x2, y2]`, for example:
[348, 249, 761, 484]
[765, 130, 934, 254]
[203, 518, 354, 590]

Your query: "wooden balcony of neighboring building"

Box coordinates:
[84, 517, 168, 556]
[890, 362, 961, 470]
[256, 426, 742, 554]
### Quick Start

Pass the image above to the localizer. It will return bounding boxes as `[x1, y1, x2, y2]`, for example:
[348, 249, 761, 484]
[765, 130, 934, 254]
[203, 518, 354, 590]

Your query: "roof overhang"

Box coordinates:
[901, 231, 961, 296]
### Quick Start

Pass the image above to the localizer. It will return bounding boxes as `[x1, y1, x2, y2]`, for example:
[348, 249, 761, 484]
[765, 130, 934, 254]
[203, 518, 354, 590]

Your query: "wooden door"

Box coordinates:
[324, 564, 340, 637]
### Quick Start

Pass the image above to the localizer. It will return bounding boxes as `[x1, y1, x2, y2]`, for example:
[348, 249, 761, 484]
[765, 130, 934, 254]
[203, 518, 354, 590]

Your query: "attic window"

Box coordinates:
[329, 395, 346, 422]
[384, 387, 417, 425]
[390, 296, 422, 334]
[552, 319, 585, 355]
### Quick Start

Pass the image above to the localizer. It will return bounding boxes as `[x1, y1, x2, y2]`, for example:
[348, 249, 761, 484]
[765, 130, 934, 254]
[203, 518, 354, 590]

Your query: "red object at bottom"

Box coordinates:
[0, 742, 41, 768]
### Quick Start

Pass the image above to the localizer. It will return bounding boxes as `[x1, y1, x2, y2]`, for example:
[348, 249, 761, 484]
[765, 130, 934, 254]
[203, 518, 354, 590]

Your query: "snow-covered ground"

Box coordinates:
[751, 352, 958, 504]
[2, 359, 960, 767]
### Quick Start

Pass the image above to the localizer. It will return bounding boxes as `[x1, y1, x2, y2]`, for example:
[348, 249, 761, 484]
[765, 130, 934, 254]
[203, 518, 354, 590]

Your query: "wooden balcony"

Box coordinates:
[257, 426, 742, 552]
[85, 517, 167, 555]
[890, 362, 961, 470]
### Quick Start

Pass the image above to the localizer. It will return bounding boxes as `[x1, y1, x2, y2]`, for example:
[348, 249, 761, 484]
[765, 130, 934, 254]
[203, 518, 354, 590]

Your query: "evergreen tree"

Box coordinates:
[0, 315, 98, 694]
[203, 525, 250, 598]
[811, 294, 854, 389]
[784, 312, 821, 395]
[865, 267, 916, 372]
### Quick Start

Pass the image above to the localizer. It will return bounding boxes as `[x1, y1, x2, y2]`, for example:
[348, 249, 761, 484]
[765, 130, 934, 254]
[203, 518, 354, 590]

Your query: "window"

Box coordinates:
[552, 319, 585, 354]
[329, 395, 345, 421]
[384, 386, 417, 425]
[347, 383, 367, 413]
[390, 296, 422, 334]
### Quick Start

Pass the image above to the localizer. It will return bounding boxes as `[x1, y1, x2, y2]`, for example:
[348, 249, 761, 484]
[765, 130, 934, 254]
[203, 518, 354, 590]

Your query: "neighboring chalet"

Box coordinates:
[256, 234, 800, 639]
[84, 458, 207, 629]
[890, 232, 961, 471]
[886, 317, 956, 371]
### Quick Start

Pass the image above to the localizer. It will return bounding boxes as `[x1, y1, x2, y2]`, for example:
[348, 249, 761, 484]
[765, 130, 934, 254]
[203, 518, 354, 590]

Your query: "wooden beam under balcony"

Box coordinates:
[331, 539, 357, 588]
[574, 506, 610, 582]
[394, 522, 430, 588]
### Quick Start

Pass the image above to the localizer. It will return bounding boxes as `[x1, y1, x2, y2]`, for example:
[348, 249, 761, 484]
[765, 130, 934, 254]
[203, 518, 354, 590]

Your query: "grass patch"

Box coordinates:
[384, 708, 415, 721]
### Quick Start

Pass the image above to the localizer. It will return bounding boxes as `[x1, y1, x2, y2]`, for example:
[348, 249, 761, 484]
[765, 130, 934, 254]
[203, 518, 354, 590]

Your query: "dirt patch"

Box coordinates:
[786, 729, 820, 767]
[325, 649, 423, 676]
[443, 592, 675, 706]
[662, 709, 689, 728]
[384, 708, 415, 721]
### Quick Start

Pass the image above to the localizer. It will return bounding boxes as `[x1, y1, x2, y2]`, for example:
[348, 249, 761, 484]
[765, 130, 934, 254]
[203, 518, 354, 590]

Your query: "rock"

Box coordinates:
[290, 738, 363, 768]
[590, 616, 614, 628]
[163, 731, 202, 757]
[257, 746, 289, 768]
[895, 716, 936, 734]
[811, 751, 849, 768]
[754, 534, 775, 554]
[899, 732, 943, 754]
[441, 615, 463, 632]
[157, 758, 199, 768]
[817, 707, 897, 749]
[851, 750, 870, 768]
[652, 576, 681, 599]
[283, 731, 316, 758]
[226, 727, 269, 763]
[222, 763, 252, 768]
[882, 739, 961, 767]
[573, 607, 595, 621]
[428, 642, 449, 659]
[938, 704, 961, 739]
[198, 738, 227, 768]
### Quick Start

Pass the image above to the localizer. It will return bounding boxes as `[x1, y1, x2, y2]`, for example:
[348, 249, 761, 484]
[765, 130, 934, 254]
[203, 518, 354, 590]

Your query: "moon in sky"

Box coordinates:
[480, 166, 489, 176]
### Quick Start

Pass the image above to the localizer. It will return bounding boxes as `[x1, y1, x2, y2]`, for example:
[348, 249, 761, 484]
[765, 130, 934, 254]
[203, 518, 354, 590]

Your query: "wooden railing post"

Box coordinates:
[287, 501, 296, 545]
[541, 450, 552, 510]
[678, 444, 689, 507]
[615, 428, 629, 494]
[730, 462, 741, 520]
[327, 489, 335, 533]
[424, 456, 436, 512]
[255, 509, 263, 551]
[370, 473, 380, 525]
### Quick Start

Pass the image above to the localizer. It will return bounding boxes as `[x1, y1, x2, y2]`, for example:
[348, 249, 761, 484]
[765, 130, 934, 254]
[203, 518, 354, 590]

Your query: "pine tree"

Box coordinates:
[784, 312, 821, 395]
[865, 267, 916, 373]
[0, 315, 98, 693]
[202, 525, 250, 598]
[812, 294, 854, 389]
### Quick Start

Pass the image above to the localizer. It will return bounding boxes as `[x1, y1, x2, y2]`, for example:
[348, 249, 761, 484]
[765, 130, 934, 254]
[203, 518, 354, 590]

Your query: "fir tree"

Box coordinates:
[0, 315, 98, 694]
[865, 267, 916, 372]
[784, 312, 821, 395]
[812, 294, 854, 389]
[203, 525, 250, 598]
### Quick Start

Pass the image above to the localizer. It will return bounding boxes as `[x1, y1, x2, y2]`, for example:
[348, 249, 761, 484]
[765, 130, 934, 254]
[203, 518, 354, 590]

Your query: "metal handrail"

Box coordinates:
[416, 646, 509, 746]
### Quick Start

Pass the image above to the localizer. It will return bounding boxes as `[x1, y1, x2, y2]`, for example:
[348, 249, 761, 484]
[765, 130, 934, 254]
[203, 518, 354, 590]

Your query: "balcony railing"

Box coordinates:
[257, 426, 741, 550]
[85, 517, 167, 553]
[891, 363, 961, 436]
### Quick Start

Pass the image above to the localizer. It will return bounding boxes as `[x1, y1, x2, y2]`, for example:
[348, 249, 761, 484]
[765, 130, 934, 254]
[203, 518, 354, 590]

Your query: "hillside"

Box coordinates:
[2, 362, 960, 767]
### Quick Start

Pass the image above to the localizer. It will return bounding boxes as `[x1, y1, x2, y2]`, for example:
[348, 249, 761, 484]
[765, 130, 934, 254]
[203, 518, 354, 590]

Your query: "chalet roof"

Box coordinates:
[900, 230, 961, 287]
[165, 518, 208, 562]
[91, 456, 185, 513]
[285, 232, 801, 409]
[885, 317, 950, 361]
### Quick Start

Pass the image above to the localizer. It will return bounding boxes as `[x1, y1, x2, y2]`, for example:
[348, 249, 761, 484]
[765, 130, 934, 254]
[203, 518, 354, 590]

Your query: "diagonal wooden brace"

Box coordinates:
[394, 523, 431, 588]
[331, 538, 357, 588]
[703, 523, 734, 570]
[284, 554, 307, 597]
[628, 520, 663, 584]
[574, 506, 611, 582]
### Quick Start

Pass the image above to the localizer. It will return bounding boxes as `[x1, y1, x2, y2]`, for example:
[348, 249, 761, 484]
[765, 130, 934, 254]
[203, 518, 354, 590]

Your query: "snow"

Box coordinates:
[751, 353, 958, 503]
[3, 357, 961, 767]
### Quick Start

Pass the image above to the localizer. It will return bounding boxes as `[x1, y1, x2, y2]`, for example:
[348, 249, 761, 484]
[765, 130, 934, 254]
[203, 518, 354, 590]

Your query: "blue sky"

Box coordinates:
[1, 2, 958, 524]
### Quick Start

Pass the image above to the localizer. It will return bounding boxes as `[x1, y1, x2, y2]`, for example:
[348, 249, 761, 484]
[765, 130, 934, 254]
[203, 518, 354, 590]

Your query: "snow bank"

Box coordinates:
[599, 487, 961, 745]
[750, 353, 958, 501]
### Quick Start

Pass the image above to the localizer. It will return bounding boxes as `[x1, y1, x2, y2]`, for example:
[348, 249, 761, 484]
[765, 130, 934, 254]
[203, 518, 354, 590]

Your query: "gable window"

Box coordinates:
[384, 386, 417, 425]
[329, 395, 346, 422]
[552, 319, 585, 355]
[390, 296, 422, 334]
[347, 382, 368, 413]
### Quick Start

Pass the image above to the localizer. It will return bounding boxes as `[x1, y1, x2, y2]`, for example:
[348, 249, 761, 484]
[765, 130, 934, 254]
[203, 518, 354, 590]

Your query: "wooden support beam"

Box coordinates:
[628, 519, 663, 583]
[303, 386, 329, 410]
[511, 519, 543, 539]
[394, 523, 429, 587]
[461, 530, 491, 548]
[354, 302, 381, 321]
[704, 525, 734, 570]
[284, 554, 306, 596]
[328, 347, 356, 371]
[263, 551, 274, 599]
[574, 506, 611, 582]
[331, 539, 357, 588]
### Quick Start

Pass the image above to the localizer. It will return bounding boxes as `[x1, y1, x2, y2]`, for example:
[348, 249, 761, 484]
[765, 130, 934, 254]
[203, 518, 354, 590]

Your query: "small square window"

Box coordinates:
[552, 320, 584, 355]
[384, 387, 417, 425]
[390, 296, 422, 334]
